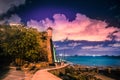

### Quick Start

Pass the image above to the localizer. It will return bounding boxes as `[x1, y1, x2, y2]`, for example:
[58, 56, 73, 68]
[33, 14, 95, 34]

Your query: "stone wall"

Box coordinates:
[48, 65, 69, 76]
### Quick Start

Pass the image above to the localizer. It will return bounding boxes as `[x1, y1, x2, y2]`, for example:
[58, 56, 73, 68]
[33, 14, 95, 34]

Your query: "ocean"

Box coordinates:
[64, 56, 120, 67]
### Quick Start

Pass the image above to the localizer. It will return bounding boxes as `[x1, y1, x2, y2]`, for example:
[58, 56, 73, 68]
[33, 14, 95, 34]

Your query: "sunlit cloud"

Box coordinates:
[27, 13, 120, 41]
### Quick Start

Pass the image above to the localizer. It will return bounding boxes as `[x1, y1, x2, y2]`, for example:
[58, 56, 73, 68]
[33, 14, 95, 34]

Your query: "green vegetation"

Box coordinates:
[0, 25, 48, 66]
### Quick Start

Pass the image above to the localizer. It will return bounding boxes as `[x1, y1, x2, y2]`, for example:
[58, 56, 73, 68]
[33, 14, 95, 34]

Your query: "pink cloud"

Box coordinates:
[27, 13, 120, 41]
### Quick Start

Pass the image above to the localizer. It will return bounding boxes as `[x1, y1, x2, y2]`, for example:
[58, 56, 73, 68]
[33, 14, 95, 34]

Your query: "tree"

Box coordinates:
[0, 25, 48, 66]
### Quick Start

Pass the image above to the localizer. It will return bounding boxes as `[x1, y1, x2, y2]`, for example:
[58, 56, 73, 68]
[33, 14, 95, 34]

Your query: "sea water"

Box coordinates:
[64, 56, 120, 67]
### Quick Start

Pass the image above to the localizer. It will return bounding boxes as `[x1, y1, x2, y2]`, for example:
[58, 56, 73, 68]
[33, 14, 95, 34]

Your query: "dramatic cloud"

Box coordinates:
[56, 46, 70, 50]
[68, 42, 81, 47]
[0, 14, 22, 24]
[27, 19, 50, 31]
[109, 43, 120, 47]
[27, 13, 120, 41]
[0, 0, 26, 15]
[81, 45, 103, 50]
[81, 44, 120, 51]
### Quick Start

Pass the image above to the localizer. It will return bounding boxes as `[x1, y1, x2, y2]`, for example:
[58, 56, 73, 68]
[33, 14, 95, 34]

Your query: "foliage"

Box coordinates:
[0, 25, 48, 65]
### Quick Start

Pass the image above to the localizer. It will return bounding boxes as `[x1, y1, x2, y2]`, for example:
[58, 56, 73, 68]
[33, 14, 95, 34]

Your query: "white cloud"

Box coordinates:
[27, 18, 55, 31]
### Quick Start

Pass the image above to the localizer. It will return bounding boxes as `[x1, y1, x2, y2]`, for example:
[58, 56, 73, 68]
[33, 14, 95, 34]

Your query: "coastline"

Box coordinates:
[1, 62, 119, 80]
[53, 63, 120, 80]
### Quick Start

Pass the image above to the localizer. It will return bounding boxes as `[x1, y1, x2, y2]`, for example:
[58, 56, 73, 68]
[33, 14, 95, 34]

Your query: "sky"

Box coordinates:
[0, 0, 120, 55]
[0, 0, 120, 41]
[54, 40, 120, 56]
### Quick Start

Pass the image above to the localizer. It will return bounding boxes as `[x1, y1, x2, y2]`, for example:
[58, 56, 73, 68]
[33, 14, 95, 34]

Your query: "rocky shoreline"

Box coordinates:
[50, 64, 120, 80]
[1, 62, 120, 80]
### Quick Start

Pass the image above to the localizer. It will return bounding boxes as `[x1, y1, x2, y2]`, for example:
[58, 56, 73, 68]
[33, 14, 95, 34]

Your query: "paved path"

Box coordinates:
[32, 64, 69, 80]
[1, 68, 25, 80]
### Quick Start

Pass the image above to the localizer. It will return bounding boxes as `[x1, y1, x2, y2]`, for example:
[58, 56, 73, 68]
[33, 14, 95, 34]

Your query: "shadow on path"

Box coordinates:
[0, 66, 10, 79]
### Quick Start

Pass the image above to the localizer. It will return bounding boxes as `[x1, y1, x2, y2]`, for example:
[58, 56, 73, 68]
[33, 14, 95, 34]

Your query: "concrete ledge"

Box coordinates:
[32, 64, 69, 80]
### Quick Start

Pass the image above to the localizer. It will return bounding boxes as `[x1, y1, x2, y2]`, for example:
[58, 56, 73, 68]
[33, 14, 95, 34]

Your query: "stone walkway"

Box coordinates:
[1, 68, 25, 80]
[0, 64, 116, 80]
[32, 64, 69, 80]
[0, 64, 69, 80]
